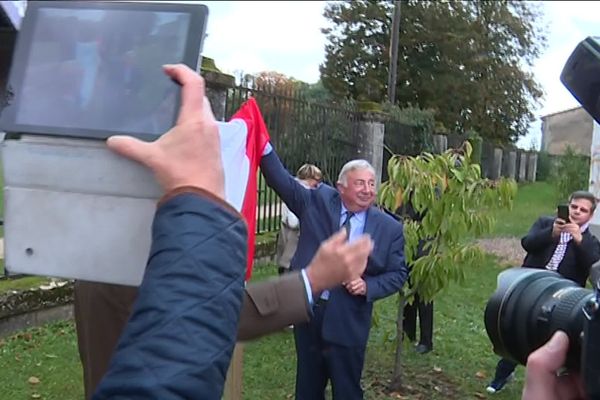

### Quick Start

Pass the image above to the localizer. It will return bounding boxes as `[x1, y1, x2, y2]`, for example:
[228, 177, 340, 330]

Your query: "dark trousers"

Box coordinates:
[403, 293, 433, 347]
[293, 301, 366, 400]
[493, 358, 518, 380]
[74, 281, 138, 399]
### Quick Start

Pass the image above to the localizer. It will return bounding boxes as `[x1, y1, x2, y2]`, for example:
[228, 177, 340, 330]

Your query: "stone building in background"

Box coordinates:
[541, 106, 593, 156]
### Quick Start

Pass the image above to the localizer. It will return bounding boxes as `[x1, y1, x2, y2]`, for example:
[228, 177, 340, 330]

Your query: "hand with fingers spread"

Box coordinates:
[305, 229, 374, 295]
[522, 331, 585, 400]
[106, 63, 224, 198]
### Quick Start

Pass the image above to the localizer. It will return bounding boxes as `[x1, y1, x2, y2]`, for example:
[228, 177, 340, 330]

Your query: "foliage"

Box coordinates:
[0, 321, 83, 399]
[379, 141, 517, 301]
[489, 182, 557, 238]
[535, 150, 553, 182]
[465, 130, 482, 164]
[551, 145, 590, 202]
[382, 103, 435, 155]
[320, 0, 547, 144]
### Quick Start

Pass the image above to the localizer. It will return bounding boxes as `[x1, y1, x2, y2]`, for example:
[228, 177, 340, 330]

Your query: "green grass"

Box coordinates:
[0, 180, 556, 399]
[241, 258, 525, 400]
[0, 258, 523, 400]
[0, 275, 50, 294]
[0, 321, 83, 400]
[488, 181, 557, 237]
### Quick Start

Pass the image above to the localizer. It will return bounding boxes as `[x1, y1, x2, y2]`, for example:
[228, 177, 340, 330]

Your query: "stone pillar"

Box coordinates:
[527, 152, 538, 182]
[490, 148, 503, 180]
[433, 134, 447, 154]
[518, 151, 528, 182]
[355, 112, 385, 187]
[502, 150, 517, 180]
[201, 57, 235, 121]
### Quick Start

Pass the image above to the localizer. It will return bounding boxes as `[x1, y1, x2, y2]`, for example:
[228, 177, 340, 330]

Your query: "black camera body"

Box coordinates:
[484, 267, 600, 398]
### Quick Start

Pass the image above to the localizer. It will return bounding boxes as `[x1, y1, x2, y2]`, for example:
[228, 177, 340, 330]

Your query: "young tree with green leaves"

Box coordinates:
[378, 141, 517, 391]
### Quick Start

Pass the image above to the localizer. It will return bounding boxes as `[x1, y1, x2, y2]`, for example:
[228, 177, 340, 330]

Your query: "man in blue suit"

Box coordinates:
[261, 148, 408, 400]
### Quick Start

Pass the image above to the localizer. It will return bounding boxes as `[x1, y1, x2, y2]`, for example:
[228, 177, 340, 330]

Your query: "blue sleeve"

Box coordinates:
[364, 222, 408, 302]
[260, 148, 311, 218]
[93, 193, 247, 400]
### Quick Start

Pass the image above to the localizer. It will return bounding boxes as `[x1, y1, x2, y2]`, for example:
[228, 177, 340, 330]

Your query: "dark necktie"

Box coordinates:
[342, 211, 354, 239]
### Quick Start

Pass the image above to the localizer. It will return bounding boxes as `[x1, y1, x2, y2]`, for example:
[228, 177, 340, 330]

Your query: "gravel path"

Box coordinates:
[476, 236, 525, 266]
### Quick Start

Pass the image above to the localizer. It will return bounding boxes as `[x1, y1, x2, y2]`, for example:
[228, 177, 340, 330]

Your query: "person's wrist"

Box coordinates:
[162, 169, 225, 200]
[306, 265, 325, 294]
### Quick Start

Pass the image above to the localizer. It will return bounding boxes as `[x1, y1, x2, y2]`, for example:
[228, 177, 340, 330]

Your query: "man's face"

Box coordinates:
[337, 168, 376, 212]
[568, 198, 595, 226]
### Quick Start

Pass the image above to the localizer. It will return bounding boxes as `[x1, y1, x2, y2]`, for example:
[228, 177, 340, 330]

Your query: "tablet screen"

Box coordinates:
[1, 1, 207, 140]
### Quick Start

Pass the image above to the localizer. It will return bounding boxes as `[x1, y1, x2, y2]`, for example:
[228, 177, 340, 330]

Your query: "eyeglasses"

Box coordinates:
[569, 203, 591, 214]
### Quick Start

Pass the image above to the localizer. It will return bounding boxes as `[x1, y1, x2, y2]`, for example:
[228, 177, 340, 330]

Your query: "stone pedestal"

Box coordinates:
[518, 152, 528, 182]
[355, 112, 385, 187]
[502, 150, 516, 180]
[432, 134, 447, 154]
[201, 57, 235, 121]
[490, 148, 503, 180]
[527, 152, 538, 182]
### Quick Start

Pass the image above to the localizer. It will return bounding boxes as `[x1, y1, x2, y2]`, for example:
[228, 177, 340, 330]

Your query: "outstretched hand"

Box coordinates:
[106, 64, 224, 199]
[306, 229, 373, 295]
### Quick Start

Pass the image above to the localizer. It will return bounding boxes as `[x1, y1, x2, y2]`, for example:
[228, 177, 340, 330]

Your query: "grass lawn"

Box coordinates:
[488, 181, 557, 237]
[0, 181, 557, 399]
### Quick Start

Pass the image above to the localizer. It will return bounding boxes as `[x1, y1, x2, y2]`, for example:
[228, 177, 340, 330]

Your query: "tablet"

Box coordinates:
[0, 1, 208, 141]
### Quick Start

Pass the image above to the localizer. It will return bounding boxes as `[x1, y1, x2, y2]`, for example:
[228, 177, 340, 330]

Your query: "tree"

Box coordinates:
[551, 145, 591, 203]
[378, 141, 517, 391]
[320, 0, 547, 144]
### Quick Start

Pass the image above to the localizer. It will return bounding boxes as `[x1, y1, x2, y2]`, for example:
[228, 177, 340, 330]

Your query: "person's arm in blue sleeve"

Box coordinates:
[260, 142, 310, 218]
[94, 65, 241, 400]
[94, 189, 246, 400]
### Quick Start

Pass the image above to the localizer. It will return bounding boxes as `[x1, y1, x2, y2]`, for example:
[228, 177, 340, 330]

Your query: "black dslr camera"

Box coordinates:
[485, 268, 600, 398]
[485, 36, 600, 399]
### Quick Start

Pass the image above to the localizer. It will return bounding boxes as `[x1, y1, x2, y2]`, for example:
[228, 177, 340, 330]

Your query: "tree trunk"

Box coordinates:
[388, 292, 406, 392]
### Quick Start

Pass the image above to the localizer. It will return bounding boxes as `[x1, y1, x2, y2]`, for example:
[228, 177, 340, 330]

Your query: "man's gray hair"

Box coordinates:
[337, 159, 376, 186]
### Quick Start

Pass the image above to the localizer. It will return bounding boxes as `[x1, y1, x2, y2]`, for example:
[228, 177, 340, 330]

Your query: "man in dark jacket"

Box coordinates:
[486, 190, 600, 394]
[91, 64, 374, 399]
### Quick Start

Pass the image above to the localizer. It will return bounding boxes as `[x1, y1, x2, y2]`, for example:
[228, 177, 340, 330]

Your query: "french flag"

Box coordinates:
[219, 98, 270, 280]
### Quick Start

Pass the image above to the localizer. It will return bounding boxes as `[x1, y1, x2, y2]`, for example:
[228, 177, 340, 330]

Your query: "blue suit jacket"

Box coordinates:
[261, 151, 408, 347]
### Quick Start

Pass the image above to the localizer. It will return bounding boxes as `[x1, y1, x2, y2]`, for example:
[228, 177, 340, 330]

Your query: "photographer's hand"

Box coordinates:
[553, 219, 566, 238]
[522, 331, 586, 400]
[106, 64, 224, 199]
[562, 223, 583, 244]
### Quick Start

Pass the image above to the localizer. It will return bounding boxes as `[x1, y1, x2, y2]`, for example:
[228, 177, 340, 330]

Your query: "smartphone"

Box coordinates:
[557, 204, 570, 223]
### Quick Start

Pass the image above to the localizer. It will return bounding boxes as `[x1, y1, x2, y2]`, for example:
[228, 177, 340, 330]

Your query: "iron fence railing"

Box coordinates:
[224, 85, 360, 234]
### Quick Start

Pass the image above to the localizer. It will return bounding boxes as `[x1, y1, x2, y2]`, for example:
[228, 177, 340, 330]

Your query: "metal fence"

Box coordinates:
[224, 86, 360, 234]
[382, 120, 417, 182]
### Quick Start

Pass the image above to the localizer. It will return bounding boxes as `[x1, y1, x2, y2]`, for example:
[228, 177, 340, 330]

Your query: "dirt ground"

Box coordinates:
[476, 236, 525, 267]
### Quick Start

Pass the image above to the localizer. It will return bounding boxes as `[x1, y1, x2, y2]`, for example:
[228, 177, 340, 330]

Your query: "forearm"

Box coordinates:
[260, 151, 308, 216]
[94, 193, 247, 400]
[237, 271, 310, 341]
[521, 219, 556, 252]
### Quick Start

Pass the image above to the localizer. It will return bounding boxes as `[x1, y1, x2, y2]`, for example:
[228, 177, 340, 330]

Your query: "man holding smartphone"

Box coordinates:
[486, 190, 600, 394]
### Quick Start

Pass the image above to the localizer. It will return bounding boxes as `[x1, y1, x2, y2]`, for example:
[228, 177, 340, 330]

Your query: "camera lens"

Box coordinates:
[484, 267, 593, 370]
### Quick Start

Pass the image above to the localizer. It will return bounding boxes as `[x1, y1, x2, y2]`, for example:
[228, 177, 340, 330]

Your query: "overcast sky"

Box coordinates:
[201, 1, 600, 150]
